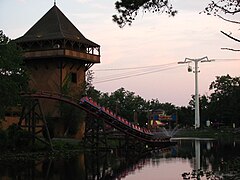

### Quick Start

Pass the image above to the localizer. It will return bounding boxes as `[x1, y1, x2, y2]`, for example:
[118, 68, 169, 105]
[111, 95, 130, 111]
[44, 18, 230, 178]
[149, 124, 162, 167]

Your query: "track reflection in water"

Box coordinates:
[0, 139, 239, 179]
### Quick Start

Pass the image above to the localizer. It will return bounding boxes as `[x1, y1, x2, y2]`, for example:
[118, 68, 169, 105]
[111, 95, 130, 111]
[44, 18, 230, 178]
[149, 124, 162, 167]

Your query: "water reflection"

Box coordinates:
[175, 138, 240, 179]
[195, 139, 201, 171]
[0, 139, 239, 179]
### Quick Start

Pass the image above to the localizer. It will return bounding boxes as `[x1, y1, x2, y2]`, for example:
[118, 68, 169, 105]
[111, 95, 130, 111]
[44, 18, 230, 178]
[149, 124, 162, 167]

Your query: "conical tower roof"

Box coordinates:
[15, 5, 99, 47]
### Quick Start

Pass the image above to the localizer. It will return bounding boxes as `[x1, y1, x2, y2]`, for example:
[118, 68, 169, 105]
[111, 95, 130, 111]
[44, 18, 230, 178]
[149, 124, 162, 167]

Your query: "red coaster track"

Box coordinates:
[21, 91, 171, 146]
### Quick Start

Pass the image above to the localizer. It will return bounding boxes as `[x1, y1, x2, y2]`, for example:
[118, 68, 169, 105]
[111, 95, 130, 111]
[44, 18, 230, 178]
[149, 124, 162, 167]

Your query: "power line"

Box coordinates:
[92, 58, 240, 84]
[211, 58, 240, 62]
[92, 58, 240, 72]
[93, 62, 179, 81]
[92, 62, 177, 71]
[94, 65, 183, 84]
[94, 66, 174, 80]
[93, 62, 180, 82]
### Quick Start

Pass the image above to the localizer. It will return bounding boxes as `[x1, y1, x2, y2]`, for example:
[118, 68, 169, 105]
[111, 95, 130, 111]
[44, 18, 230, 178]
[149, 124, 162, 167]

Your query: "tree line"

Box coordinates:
[85, 72, 240, 128]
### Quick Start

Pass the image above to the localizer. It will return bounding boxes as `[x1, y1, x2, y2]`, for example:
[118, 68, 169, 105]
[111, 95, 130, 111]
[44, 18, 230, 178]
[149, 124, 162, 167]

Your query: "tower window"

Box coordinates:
[71, 73, 77, 83]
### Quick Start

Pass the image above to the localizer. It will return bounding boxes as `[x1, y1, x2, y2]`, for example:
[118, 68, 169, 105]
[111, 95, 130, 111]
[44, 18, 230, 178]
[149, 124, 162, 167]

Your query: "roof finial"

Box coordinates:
[54, 0, 56, 6]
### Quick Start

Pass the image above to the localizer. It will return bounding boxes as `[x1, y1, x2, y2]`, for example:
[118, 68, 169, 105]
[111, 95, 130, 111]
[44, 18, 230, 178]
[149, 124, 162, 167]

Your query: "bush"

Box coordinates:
[7, 123, 32, 150]
[0, 130, 7, 151]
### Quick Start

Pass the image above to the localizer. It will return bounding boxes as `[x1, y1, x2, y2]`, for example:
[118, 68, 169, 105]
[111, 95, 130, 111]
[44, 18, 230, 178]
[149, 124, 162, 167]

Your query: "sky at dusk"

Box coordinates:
[1, 0, 239, 106]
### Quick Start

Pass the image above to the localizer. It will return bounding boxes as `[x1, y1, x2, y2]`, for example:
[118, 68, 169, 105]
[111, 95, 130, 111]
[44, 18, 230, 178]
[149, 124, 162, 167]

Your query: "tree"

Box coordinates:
[112, 0, 177, 27]
[208, 75, 240, 126]
[105, 87, 147, 123]
[188, 94, 210, 127]
[176, 106, 194, 128]
[199, 95, 210, 126]
[0, 31, 28, 119]
[186, 75, 240, 127]
[147, 98, 176, 115]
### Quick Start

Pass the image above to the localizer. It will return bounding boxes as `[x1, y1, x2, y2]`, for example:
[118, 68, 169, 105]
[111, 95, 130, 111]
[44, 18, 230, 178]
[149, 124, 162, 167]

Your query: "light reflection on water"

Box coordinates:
[0, 138, 239, 179]
[122, 139, 215, 180]
[123, 158, 192, 180]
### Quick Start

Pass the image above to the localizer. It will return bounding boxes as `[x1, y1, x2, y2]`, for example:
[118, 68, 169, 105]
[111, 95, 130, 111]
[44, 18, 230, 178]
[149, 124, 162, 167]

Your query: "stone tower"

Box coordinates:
[15, 4, 100, 97]
[15, 4, 100, 137]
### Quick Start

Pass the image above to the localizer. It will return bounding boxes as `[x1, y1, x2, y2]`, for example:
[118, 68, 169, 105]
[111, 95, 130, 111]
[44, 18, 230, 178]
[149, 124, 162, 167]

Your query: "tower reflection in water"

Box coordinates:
[0, 149, 173, 180]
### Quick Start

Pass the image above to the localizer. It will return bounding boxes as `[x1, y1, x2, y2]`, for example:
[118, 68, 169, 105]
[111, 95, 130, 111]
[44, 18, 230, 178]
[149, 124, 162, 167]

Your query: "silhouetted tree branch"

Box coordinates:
[221, 30, 240, 43]
[220, 30, 240, 51]
[112, 0, 177, 28]
[217, 15, 240, 24]
[221, 47, 240, 51]
[204, 1, 240, 51]
[113, 0, 240, 28]
[205, 0, 240, 15]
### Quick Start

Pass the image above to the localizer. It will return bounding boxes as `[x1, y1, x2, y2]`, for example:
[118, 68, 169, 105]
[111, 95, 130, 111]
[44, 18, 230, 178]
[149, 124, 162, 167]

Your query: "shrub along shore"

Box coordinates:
[174, 127, 240, 140]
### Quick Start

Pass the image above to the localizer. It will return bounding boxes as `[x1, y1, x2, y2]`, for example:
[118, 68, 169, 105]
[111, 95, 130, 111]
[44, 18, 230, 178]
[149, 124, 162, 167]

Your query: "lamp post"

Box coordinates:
[178, 56, 212, 129]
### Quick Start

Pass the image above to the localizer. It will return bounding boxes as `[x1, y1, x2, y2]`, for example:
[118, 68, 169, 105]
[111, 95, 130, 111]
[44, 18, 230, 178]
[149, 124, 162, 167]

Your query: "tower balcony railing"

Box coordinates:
[22, 48, 100, 63]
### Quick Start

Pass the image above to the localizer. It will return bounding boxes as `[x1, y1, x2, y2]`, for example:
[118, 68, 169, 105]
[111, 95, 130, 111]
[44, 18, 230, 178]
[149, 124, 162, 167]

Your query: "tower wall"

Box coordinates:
[27, 61, 61, 93]
[15, 4, 100, 138]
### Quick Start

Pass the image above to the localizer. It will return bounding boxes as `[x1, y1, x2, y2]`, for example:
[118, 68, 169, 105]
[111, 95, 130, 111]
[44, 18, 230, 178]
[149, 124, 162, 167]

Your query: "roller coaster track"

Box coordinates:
[20, 91, 171, 146]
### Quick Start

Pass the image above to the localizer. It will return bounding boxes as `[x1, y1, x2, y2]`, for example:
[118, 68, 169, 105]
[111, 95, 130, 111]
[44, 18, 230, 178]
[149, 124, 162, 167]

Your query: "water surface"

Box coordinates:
[0, 138, 239, 179]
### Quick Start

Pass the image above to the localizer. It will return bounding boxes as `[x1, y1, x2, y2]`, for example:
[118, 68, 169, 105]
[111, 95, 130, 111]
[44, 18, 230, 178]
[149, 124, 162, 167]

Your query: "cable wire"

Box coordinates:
[93, 62, 179, 81]
[92, 62, 177, 71]
[94, 65, 183, 84]
[92, 58, 240, 84]
[210, 58, 240, 62]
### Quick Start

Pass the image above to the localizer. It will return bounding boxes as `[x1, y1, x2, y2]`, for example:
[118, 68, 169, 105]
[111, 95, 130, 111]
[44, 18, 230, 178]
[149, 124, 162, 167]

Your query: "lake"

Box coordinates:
[0, 138, 239, 179]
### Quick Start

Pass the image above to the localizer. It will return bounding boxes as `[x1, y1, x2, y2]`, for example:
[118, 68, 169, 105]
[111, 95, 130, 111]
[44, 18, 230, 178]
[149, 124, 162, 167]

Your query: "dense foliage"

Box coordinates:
[208, 75, 240, 126]
[86, 73, 240, 128]
[86, 86, 177, 127]
[59, 72, 86, 136]
[0, 31, 28, 119]
[205, 0, 240, 16]
[0, 124, 32, 151]
[113, 0, 177, 27]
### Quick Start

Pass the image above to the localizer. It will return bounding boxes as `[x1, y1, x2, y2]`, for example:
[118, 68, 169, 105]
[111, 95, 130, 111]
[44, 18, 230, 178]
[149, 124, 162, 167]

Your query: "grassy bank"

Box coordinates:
[174, 127, 240, 140]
